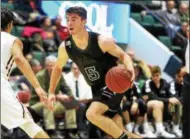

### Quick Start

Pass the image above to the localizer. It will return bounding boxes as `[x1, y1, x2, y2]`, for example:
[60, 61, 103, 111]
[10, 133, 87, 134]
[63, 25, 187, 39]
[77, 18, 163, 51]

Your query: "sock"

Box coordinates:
[118, 132, 128, 139]
[143, 122, 150, 131]
[173, 124, 180, 130]
[134, 124, 140, 133]
[155, 122, 164, 132]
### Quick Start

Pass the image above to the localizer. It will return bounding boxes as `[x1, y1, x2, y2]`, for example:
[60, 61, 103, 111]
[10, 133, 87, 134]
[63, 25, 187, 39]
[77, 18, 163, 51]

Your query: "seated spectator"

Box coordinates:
[142, 66, 177, 138]
[29, 55, 77, 137]
[40, 17, 61, 52]
[173, 22, 189, 62]
[53, 16, 70, 41]
[64, 62, 92, 138]
[122, 82, 156, 138]
[141, 1, 181, 38]
[176, 2, 189, 23]
[168, 67, 185, 137]
[141, 1, 180, 25]
[16, 59, 42, 90]
[173, 22, 188, 48]
[134, 60, 152, 89]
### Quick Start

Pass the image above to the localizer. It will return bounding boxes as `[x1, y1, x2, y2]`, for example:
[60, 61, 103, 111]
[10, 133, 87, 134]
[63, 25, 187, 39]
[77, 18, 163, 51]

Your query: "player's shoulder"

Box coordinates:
[60, 35, 72, 48]
[98, 35, 115, 45]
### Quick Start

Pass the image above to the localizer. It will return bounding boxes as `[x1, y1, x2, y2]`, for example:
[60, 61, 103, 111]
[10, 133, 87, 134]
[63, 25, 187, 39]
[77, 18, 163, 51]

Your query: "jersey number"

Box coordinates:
[85, 66, 100, 81]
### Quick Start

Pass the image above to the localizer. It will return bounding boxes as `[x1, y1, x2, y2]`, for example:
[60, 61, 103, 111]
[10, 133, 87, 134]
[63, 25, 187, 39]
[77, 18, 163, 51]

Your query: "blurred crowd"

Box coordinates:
[140, 0, 189, 63]
[1, 0, 189, 139]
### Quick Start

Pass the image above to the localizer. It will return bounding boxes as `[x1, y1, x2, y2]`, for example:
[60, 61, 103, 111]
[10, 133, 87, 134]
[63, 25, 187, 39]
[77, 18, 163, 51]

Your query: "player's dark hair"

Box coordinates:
[1, 8, 14, 30]
[151, 66, 161, 75]
[66, 6, 87, 19]
[175, 67, 183, 75]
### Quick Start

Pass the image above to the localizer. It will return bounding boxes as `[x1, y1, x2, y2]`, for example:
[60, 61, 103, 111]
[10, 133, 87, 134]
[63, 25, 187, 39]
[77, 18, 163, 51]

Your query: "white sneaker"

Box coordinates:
[173, 127, 182, 138]
[134, 130, 141, 136]
[156, 130, 176, 138]
[143, 131, 157, 138]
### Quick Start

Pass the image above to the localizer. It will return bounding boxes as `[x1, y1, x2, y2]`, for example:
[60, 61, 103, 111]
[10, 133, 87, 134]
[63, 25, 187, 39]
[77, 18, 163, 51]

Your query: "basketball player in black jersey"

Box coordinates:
[48, 6, 140, 139]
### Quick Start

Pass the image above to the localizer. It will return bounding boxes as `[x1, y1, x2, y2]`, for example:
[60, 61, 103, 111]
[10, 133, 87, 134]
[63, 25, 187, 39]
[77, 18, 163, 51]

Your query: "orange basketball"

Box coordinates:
[105, 65, 132, 93]
[17, 90, 31, 104]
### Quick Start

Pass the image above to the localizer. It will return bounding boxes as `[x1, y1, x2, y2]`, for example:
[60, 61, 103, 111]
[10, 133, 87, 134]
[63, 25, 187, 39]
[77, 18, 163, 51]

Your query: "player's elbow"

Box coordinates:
[14, 55, 25, 65]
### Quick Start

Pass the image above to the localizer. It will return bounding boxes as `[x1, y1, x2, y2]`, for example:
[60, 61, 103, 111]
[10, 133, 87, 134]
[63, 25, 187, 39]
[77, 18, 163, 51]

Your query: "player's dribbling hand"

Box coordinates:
[48, 93, 56, 111]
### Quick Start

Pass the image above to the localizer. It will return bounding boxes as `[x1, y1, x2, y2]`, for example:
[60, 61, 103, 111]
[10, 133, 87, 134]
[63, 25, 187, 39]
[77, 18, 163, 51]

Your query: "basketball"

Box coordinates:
[105, 65, 132, 93]
[17, 90, 31, 104]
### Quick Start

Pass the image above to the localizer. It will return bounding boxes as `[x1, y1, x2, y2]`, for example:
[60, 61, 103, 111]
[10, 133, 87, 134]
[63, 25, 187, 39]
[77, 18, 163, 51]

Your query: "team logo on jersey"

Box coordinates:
[65, 41, 71, 48]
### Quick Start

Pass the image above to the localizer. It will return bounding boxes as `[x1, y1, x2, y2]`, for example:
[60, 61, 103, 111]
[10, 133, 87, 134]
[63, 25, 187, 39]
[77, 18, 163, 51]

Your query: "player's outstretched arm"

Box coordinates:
[98, 36, 135, 81]
[48, 42, 69, 109]
[11, 39, 48, 103]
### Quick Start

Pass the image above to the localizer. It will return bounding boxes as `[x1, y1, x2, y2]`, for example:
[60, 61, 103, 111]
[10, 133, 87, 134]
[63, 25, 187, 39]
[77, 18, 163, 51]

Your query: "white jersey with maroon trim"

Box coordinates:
[1, 31, 17, 78]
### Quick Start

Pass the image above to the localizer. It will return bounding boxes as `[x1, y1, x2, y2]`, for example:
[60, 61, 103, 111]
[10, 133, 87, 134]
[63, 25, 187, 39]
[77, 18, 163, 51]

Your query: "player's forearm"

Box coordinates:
[48, 65, 62, 94]
[14, 56, 40, 89]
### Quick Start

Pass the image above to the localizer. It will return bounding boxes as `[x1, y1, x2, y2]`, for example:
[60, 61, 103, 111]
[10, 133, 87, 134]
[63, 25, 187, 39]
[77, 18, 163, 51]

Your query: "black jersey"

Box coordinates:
[169, 81, 183, 97]
[142, 78, 171, 102]
[124, 82, 142, 102]
[65, 32, 118, 88]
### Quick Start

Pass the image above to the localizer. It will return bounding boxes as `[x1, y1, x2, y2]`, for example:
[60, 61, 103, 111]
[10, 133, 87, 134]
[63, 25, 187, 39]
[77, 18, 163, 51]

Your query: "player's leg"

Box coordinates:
[19, 121, 49, 138]
[111, 114, 142, 138]
[86, 101, 125, 138]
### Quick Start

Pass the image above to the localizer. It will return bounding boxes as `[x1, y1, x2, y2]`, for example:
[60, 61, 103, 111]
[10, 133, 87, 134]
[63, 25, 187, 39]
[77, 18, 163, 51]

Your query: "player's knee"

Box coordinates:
[86, 109, 97, 122]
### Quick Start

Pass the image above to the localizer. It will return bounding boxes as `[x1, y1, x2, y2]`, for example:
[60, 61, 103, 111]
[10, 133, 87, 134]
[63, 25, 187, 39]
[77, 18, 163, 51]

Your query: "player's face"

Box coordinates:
[66, 13, 86, 35]
[152, 73, 161, 84]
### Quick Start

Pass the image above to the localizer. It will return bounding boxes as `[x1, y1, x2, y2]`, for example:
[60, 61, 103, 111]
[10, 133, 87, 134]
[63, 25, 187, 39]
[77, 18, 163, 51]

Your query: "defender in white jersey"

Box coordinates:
[1, 8, 50, 138]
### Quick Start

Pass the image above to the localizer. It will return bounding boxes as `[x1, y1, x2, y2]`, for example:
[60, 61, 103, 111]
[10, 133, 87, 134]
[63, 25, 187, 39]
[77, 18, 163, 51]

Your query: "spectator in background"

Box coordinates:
[64, 62, 93, 136]
[29, 55, 77, 137]
[17, 59, 42, 91]
[173, 22, 188, 47]
[122, 82, 156, 138]
[142, 66, 177, 138]
[40, 17, 61, 52]
[173, 22, 189, 63]
[169, 67, 186, 101]
[168, 67, 185, 137]
[53, 16, 70, 41]
[141, 1, 181, 38]
[141, 1, 180, 25]
[134, 60, 152, 89]
[176, 2, 189, 23]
